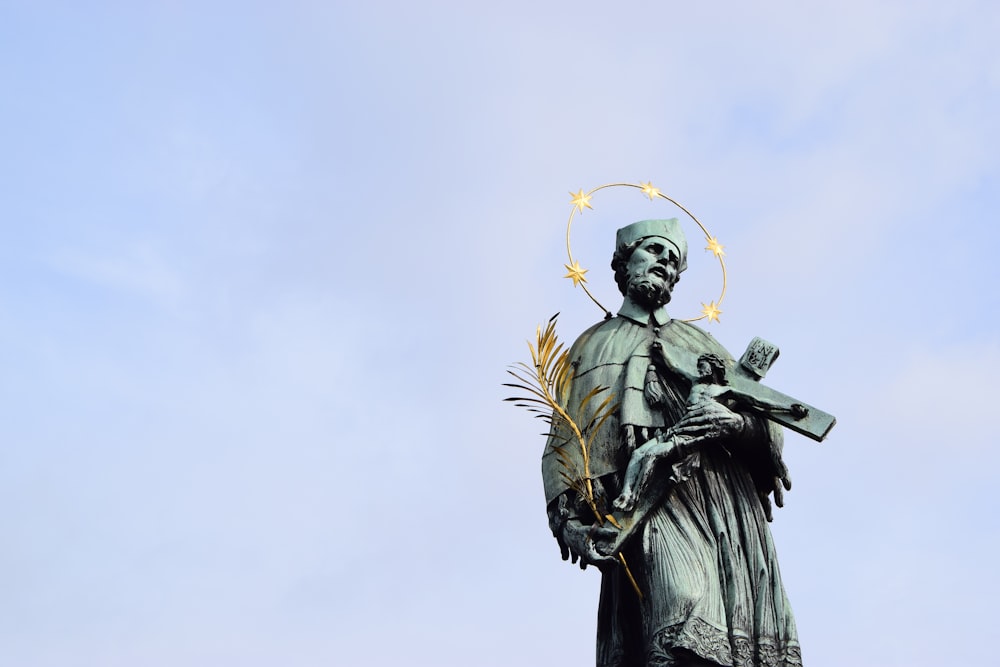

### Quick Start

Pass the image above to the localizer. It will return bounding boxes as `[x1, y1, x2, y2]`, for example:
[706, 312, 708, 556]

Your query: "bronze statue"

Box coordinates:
[533, 218, 832, 667]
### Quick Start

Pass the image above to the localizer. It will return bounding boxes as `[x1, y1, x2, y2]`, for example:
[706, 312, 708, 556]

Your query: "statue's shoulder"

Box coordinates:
[665, 319, 733, 360]
[568, 316, 631, 353]
[668, 318, 713, 339]
[563, 317, 653, 376]
[574, 316, 621, 340]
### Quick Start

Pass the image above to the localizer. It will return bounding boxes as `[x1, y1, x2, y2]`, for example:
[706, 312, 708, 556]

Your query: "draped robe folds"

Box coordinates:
[541, 314, 802, 667]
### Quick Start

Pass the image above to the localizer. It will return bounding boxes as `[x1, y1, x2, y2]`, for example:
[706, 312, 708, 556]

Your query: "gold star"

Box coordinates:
[640, 181, 661, 200]
[705, 236, 725, 257]
[701, 301, 722, 323]
[569, 189, 593, 213]
[564, 261, 589, 287]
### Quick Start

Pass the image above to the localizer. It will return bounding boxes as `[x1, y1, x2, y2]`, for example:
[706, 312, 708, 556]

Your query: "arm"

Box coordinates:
[666, 399, 792, 521]
[650, 339, 697, 383]
[727, 387, 809, 420]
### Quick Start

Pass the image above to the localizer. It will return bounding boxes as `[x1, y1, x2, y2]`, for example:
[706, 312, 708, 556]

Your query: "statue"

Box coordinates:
[511, 208, 835, 667]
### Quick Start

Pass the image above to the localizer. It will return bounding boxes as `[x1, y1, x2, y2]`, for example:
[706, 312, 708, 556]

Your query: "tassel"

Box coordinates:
[644, 363, 668, 408]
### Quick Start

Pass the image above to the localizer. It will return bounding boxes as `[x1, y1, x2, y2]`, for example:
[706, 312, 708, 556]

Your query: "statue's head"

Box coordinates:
[696, 353, 728, 385]
[611, 219, 688, 308]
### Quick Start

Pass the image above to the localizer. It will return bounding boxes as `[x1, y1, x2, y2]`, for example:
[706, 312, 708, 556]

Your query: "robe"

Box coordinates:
[542, 306, 802, 667]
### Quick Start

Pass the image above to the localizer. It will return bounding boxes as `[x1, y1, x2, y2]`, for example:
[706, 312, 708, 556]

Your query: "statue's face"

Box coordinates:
[697, 360, 712, 378]
[625, 236, 680, 309]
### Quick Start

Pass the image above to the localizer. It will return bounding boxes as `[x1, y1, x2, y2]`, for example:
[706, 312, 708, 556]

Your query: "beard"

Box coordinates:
[627, 273, 673, 309]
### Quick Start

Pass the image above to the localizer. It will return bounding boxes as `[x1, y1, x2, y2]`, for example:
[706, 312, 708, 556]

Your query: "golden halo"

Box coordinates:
[565, 182, 727, 323]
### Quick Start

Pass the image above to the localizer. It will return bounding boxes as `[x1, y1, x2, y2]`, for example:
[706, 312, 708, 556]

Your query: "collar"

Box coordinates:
[616, 296, 671, 327]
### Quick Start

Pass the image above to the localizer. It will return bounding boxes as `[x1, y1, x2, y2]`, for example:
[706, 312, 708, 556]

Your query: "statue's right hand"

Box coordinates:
[561, 519, 619, 570]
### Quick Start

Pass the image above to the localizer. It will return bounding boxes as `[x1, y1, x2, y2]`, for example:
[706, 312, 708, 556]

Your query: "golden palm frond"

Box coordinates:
[504, 314, 642, 598]
[503, 314, 617, 518]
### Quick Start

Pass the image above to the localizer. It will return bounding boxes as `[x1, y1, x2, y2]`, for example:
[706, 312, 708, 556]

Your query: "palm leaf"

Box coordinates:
[583, 394, 617, 434]
[503, 314, 622, 522]
[503, 313, 642, 598]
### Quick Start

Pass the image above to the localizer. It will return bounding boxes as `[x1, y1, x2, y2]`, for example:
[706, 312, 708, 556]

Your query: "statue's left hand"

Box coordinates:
[669, 399, 747, 446]
[768, 444, 793, 516]
[561, 519, 620, 571]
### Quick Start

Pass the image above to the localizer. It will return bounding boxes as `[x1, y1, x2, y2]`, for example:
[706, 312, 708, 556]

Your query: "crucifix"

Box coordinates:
[658, 335, 836, 443]
[601, 334, 835, 556]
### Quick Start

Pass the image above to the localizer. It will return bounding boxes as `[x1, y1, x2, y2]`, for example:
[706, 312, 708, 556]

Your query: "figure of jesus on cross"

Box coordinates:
[614, 348, 809, 514]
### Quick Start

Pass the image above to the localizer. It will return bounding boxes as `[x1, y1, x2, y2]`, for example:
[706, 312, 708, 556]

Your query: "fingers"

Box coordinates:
[670, 423, 715, 438]
[591, 526, 618, 541]
[679, 405, 723, 422]
[771, 454, 789, 478]
[760, 492, 774, 522]
[571, 538, 615, 569]
[772, 478, 785, 508]
[563, 520, 619, 569]
[671, 410, 722, 430]
[584, 526, 619, 565]
[685, 400, 733, 416]
[586, 545, 618, 568]
[769, 444, 791, 492]
[673, 405, 742, 434]
[671, 416, 713, 432]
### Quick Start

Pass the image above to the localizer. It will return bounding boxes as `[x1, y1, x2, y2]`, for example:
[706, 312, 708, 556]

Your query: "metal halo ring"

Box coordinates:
[565, 182, 727, 323]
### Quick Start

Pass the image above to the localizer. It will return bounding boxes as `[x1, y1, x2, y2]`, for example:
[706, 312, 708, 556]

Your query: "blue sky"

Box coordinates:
[1, 2, 998, 665]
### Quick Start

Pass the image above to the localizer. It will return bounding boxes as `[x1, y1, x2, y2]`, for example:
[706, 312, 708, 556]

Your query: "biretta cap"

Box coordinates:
[615, 218, 688, 272]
